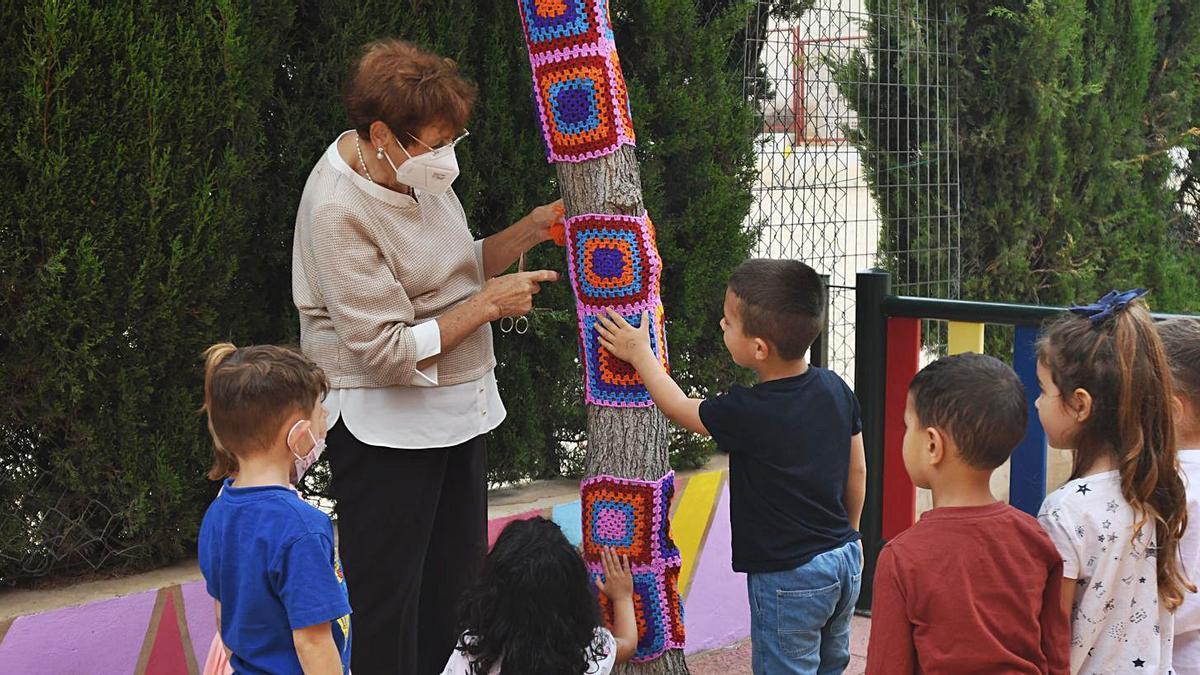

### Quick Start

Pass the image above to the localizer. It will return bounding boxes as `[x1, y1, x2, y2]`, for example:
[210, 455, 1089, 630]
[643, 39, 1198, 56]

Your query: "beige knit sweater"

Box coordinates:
[291, 135, 495, 389]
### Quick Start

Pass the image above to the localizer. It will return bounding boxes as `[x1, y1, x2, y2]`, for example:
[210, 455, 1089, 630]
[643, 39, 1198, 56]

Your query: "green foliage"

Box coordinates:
[837, 0, 1200, 314]
[0, 0, 757, 583]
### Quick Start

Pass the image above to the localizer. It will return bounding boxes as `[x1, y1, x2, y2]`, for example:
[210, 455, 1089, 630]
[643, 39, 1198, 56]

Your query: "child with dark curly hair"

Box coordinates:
[441, 517, 636, 674]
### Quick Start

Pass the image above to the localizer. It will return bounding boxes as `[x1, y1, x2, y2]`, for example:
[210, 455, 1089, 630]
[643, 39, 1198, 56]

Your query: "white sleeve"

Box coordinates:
[1038, 495, 1082, 579]
[588, 628, 619, 675]
[440, 636, 472, 675]
[474, 239, 487, 281]
[409, 320, 441, 387]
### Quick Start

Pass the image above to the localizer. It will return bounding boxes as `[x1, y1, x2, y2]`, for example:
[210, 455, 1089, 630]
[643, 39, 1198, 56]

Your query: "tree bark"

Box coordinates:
[559, 149, 688, 675]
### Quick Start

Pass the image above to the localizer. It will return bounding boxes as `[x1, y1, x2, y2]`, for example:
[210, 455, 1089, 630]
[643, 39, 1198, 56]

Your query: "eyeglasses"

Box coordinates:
[412, 129, 470, 153]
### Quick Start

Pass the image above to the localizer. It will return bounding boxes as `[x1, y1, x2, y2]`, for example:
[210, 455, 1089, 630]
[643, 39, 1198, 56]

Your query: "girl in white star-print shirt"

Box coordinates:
[1036, 291, 1194, 674]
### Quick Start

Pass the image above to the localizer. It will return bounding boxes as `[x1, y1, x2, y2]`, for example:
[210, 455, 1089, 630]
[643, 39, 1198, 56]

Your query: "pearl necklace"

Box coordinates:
[355, 137, 375, 184]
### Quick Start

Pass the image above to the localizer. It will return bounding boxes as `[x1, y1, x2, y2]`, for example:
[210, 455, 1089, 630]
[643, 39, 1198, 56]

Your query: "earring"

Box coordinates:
[376, 148, 384, 160]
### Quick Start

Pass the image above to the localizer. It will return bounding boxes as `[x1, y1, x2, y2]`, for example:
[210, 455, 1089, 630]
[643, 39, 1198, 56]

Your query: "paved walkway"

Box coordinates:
[687, 615, 870, 674]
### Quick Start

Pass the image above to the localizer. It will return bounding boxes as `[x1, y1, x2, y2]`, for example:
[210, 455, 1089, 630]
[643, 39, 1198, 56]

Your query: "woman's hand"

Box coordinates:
[526, 200, 565, 245]
[478, 270, 559, 320]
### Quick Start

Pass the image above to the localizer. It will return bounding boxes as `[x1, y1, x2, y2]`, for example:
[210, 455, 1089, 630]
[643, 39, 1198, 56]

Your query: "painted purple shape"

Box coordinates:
[681, 483, 750, 655]
[182, 579, 218, 669]
[0, 589, 157, 674]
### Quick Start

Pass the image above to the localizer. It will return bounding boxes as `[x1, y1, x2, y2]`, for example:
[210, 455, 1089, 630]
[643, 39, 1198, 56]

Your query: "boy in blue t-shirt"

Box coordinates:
[597, 259, 866, 673]
[198, 343, 351, 674]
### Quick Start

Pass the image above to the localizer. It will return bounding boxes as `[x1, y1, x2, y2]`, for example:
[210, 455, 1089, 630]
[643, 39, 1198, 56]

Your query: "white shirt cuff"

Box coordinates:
[474, 239, 486, 281]
[410, 320, 442, 387]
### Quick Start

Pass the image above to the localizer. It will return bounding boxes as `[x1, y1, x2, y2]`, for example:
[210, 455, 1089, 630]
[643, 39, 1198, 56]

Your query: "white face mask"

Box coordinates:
[385, 133, 464, 196]
[286, 420, 326, 483]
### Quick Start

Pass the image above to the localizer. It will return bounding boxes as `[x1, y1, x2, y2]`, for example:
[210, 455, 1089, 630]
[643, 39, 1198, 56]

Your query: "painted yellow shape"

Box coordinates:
[783, 144, 793, 159]
[671, 470, 724, 598]
[948, 321, 985, 355]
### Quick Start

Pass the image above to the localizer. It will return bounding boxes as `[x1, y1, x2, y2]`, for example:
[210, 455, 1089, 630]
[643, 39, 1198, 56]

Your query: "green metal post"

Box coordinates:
[811, 274, 830, 369]
[855, 269, 889, 613]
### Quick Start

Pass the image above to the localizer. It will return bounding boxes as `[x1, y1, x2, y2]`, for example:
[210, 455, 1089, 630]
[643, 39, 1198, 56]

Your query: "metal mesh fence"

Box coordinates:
[741, 0, 961, 385]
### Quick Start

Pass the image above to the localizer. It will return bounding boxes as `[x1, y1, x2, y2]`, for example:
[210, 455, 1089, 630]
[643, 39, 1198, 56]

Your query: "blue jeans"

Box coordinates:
[747, 540, 862, 674]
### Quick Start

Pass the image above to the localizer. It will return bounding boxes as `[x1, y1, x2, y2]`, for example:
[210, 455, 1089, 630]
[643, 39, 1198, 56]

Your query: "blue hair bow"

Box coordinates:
[1069, 288, 1148, 325]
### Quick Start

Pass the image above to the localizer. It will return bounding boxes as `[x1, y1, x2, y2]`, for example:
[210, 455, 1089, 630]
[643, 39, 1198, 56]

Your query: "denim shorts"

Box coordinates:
[747, 540, 863, 674]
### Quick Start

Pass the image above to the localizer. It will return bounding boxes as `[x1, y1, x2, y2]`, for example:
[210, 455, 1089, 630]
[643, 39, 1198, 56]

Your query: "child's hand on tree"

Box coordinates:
[596, 308, 653, 367]
[596, 546, 638, 664]
[596, 546, 633, 603]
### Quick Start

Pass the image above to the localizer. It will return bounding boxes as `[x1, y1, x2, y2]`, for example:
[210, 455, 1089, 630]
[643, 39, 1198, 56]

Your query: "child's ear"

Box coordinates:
[753, 337, 771, 362]
[927, 427, 947, 467]
[1172, 394, 1186, 421]
[1070, 388, 1095, 424]
[285, 418, 312, 450]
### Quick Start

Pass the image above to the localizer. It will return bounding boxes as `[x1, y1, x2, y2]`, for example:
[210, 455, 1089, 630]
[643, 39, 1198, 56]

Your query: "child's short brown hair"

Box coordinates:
[1158, 318, 1200, 413]
[344, 39, 477, 144]
[202, 343, 328, 480]
[908, 353, 1027, 470]
[727, 259, 826, 360]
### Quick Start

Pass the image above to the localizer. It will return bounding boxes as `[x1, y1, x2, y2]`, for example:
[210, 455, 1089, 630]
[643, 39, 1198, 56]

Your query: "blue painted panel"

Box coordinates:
[552, 500, 583, 547]
[1011, 325, 1048, 515]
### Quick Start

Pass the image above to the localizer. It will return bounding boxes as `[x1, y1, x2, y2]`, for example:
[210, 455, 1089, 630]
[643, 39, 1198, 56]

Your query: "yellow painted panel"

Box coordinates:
[670, 470, 724, 598]
[948, 321, 985, 355]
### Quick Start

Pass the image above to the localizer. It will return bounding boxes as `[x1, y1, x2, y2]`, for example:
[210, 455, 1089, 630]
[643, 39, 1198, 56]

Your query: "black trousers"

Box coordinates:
[327, 420, 488, 675]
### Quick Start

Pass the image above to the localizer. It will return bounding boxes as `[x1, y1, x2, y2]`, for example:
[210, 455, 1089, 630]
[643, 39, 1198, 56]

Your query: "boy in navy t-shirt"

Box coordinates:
[597, 259, 866, 673]
[198, 343, 351, 674]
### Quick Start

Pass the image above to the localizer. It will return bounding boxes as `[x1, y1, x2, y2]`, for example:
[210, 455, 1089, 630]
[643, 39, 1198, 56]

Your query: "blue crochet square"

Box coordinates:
[581, 308, 662, 407]
[520, 0, 593, 47]
[549, 77, 602, 136]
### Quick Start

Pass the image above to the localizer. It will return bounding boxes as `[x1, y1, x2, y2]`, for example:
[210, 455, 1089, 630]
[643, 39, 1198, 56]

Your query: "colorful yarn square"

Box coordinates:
[580, 304, 668, 407]
[565, 213, 660, 310]
[518, 0, 608, 56]
[581, 471, 678, 566]
[518, 0, 635, 163]
[531, 54, 632, 163]
[583, 472, 684, 660]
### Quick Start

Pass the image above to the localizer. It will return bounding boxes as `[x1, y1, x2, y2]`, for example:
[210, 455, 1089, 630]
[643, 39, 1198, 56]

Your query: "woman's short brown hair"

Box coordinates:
[344, 39, 477, 144]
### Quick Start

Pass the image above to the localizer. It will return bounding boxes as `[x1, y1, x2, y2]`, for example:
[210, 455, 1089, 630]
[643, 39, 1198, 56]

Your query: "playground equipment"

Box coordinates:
[850, 269, 1191, 610]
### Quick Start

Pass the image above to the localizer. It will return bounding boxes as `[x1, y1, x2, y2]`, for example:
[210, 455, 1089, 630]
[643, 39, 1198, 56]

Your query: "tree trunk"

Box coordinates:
[559, 149, 689, 674]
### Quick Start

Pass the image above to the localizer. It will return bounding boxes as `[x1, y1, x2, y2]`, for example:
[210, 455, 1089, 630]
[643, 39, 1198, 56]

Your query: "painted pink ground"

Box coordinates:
[687, 615, 870, 674]
[683, 483, 751, 654]
[486, 508, 542, 548]
[0, 589, 157, 674]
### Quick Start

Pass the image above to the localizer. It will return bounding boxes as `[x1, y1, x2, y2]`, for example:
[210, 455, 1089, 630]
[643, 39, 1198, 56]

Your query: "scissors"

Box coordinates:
[499, 253, 531, 335]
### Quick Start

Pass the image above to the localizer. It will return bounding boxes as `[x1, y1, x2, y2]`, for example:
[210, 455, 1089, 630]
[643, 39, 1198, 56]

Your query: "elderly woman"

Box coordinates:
[291, 40, 559, 674]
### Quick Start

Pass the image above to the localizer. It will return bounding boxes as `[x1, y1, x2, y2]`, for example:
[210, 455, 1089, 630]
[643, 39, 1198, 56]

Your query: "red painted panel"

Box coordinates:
[145, 591, 189, 675]
[882, 317, 921, 540]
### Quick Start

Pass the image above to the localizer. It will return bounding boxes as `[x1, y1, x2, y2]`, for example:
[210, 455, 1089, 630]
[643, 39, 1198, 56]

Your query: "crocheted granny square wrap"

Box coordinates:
[566, 212, 668, 407]
[518, 0, 636, 163]
[582, 472, 685, 661]
[566, 212, 661, 310]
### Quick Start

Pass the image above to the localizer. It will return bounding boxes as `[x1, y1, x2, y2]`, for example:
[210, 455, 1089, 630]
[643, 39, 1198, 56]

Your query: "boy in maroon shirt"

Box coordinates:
[866, 353, 1069, 674]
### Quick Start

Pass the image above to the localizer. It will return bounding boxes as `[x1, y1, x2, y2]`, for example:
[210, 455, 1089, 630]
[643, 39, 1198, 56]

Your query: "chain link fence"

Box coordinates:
[741, 0, 961, 385]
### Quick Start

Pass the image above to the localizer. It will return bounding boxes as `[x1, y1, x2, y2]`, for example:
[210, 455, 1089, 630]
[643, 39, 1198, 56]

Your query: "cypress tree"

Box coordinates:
[0, 1, 295, 581]
[837, 0, 1200, 313]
